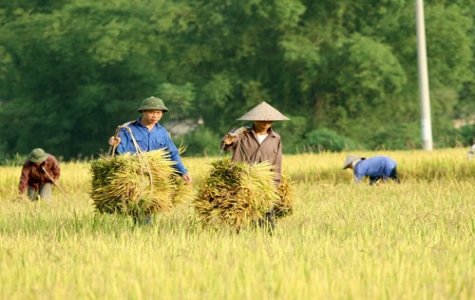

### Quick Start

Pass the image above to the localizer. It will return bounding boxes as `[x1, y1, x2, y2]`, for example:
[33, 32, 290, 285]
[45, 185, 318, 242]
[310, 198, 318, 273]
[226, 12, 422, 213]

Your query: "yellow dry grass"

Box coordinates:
[0, 147, 474, 299]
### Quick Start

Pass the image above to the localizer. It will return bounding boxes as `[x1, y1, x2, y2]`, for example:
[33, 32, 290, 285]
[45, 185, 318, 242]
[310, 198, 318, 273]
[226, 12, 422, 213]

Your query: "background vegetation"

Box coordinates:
[1, 0, 475, 160]
[1, 149, 474, 299]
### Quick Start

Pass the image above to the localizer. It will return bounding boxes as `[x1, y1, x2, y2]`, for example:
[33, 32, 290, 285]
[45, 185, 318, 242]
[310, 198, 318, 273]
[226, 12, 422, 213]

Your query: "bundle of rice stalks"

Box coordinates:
[90, 149, 193, 218]
[170, 173, 196, 205]
[275, 175, 295, 218]
[195, 158, 280, 230]
[168, 144, 196, 205]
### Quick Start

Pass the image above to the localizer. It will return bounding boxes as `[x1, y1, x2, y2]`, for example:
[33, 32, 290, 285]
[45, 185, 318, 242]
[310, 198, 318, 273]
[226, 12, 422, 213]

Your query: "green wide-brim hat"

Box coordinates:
[237, 101, 290, 121]
[137, 96, 169, 113]
[28, 148, 48, 163]
[343, 155, 364, 169]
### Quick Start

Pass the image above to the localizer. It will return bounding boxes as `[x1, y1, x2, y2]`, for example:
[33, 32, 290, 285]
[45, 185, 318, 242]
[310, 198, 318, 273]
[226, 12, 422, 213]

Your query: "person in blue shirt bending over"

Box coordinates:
[343, 155, 400, 185]
[108, 96, 193, 224]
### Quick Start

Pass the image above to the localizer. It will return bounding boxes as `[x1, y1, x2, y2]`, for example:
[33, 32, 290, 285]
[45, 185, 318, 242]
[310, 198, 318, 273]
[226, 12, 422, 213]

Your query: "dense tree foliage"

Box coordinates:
[0, 0, 474, 160]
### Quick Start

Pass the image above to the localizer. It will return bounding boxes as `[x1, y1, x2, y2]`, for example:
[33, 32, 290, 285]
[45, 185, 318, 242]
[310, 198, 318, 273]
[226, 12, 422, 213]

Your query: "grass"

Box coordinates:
[1, 148, 474, 299]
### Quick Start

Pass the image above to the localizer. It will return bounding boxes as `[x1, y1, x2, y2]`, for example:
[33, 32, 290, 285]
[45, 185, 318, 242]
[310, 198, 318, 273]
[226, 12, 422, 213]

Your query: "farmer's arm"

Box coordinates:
[18, 164, 30, 194]
[115, 129, 131, 154]
[165, 135, 188, 176]
[271, 139, 283, 185]
[353, 169, 364, 183]
[50, 156, 61, 181]
[220, 131, 239, 151]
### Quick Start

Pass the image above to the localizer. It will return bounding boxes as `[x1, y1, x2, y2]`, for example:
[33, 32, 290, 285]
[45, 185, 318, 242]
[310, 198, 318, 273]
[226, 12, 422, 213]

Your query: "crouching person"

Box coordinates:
[343, 155, 400, 185]
[19, 148, 61, 201]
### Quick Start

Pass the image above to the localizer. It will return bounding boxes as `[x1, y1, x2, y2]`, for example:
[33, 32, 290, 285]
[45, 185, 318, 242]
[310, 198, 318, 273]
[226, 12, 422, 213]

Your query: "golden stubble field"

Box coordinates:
[1, 149, 474, 299]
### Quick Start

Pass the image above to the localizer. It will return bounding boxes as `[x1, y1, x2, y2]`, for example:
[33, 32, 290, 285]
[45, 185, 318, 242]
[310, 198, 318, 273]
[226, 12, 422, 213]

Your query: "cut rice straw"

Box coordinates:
[195, 158, 281, 231]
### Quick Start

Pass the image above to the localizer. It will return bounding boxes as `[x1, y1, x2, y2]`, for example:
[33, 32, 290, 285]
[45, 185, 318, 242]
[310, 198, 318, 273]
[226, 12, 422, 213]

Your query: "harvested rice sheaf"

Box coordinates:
[170, 173, 196, 205]
[275, 175, 295, 218]
[195, 158, 281, 230]
[90, 149, 193, 217]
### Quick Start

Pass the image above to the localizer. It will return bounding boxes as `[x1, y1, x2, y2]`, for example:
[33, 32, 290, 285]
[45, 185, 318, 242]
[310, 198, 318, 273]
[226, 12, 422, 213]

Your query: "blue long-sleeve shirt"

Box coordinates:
[116, 119, 188, 175]
[353, 156, 397, 183]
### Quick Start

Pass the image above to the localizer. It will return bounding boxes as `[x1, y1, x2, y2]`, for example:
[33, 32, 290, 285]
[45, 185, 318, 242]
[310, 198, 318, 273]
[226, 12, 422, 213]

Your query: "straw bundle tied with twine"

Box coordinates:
[90, 126, 194, 218]
[195, 158, 293, 230]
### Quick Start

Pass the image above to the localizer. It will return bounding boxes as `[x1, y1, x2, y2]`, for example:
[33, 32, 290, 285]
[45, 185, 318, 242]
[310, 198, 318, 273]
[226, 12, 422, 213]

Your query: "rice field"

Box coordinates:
[1, 148, 474, 299]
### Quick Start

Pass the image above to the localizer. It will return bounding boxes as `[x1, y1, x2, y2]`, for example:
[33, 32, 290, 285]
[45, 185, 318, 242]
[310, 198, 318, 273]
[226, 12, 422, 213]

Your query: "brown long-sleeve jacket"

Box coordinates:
[18, 154, 61, 194]
[220, 127, 283, 186]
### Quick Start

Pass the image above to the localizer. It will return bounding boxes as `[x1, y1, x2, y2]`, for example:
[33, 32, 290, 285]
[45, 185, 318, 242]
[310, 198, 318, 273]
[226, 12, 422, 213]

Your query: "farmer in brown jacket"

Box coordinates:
[18, 148, 61, 201]
[221, 101, 289, 231]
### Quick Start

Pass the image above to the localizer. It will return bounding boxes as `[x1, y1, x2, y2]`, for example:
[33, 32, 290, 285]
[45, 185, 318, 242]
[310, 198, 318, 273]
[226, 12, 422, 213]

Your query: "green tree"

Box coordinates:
[0, 0, 474, 159]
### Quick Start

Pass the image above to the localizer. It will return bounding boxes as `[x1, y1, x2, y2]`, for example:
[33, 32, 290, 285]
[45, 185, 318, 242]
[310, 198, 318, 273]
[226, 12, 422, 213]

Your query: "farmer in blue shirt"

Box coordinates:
[108, 96, 193, 224]
[108, 96, 192, 184]
[343, 155, 400, 185]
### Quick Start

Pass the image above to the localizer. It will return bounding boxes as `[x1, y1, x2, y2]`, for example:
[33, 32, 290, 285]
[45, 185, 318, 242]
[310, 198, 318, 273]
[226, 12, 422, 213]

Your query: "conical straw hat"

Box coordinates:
[236, 101, 290, 121]
[342, 155, 364, 169]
